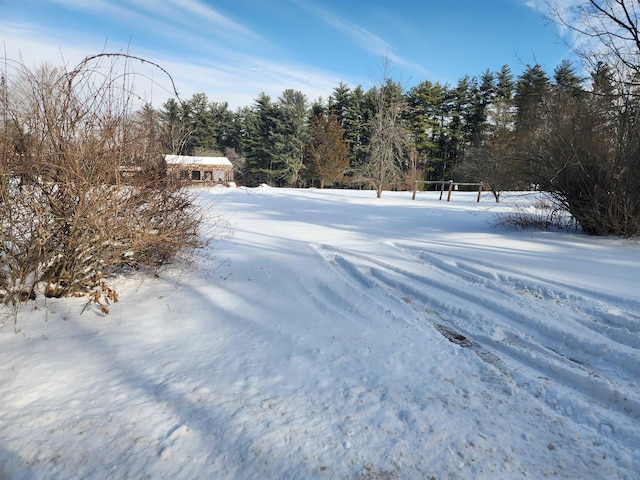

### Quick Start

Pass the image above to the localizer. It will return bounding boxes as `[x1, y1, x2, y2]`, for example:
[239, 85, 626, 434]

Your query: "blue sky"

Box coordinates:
[1, 0, 578, 108]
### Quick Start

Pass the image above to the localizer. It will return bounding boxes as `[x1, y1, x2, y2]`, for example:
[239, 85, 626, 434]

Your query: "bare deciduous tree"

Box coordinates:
[549, 0, 640, 85]
[352, 60, 409, 198]
[455, 125, 521, 203]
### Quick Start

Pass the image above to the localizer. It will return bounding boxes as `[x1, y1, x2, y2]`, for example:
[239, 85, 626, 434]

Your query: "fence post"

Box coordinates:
[446, 180, 454, 202]
[477, 182, 483, 203]
[439, 181, 445, 200]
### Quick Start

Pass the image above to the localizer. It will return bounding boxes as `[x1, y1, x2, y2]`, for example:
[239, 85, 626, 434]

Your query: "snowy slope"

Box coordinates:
[1, 187, 638, 479]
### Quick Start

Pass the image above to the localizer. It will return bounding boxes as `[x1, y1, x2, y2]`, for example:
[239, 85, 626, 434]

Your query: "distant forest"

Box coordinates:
[152, 61, 583, 190]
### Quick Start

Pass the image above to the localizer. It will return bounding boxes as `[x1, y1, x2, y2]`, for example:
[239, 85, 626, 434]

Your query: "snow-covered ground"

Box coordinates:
[1, 186, 639, 479]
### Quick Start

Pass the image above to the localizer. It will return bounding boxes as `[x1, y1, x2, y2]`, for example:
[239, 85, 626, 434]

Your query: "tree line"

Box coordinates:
[152, 60, 582, 192]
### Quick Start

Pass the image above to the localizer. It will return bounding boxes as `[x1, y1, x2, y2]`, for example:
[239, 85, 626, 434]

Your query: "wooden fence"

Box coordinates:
[412, 180, 484, 202]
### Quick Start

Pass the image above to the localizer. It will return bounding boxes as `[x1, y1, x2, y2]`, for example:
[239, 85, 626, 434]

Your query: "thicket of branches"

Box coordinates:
[523, 82, 640, 236]
[534, 0, 640, 236]
[0, 55, 206, 313]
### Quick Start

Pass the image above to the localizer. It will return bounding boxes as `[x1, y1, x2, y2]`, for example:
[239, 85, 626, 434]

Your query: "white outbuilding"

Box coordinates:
[164, 155, 234, 184]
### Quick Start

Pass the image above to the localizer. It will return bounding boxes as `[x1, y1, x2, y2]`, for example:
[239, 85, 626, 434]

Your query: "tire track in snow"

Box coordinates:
[310, 243, 640, 437]
[393, 245, 640, 376]
[399, 243, 640, 340]
[319, 243, 640, 382]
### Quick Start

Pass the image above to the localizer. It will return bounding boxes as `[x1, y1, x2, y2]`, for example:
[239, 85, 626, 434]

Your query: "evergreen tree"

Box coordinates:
[345, 85, 371, 169]
[466, 70, 495, 147]
[271, 89, 309, 186]
[493, 65, 516, 131]
[329, 82, 351, 127]
[589, 62, 618, 125]
[553, 60, 584, 96]
[405, 80, 447, 180]
[445, 76, 474, 170]
[210, 101, 237, 152]
[514, 64, 551, 133]
[242, 90, 310, 187]
[329, 83, 371, 170]
[244, 92, 277, 185]
[183, 93, 217, 154]
[228, 106, 251, 183]
[513, 65, 551, 187]
[495, 65, 515, 101]
[309, 97, 327, 119]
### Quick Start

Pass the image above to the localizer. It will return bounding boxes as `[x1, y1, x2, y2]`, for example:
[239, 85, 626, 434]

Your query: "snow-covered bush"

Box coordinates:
[0, 55, 206, 310]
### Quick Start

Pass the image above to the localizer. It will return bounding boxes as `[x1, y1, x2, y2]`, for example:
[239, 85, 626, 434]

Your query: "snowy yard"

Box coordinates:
[1, 187, 639, 479]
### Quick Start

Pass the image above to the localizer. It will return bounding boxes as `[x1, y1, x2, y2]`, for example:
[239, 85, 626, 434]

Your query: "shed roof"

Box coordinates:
[164, 155, 232, 167]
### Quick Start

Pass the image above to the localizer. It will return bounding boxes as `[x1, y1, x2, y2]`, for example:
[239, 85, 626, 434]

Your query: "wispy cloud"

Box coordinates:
[294, 0, 392, 59]
[1, 0, 344, 108]
[291, 0, 432, 82]
[161, 55, 346, 107]
[169, 0, 262, 41]
[46, 0, 266, 49]
[520, 0, 544, 12]
[1, 20, 91, 68]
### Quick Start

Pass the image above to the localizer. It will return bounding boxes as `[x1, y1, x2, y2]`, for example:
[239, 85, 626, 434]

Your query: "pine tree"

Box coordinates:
[329, 83, 371, 170]
[495, 65, 515, 101]
[589, 62, 618, 126]
[553, 60, 584, 96]
[329, 82, 351, 127]
[244, 92, 277, 185]
[515, 64, 551, 134]
[446, 76, 474, 169]
[210, 101, 237, 152]
[466, 70, 495, 147]
[493, 65, 516, 131]
[405, 80, 447, 180]
[345, 85, 371, 169]
[183, 93, 217, 154]
[271, 89, 309, 186]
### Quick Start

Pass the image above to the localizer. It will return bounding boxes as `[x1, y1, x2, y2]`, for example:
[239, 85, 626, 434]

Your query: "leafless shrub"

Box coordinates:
[522, 89, 640, 237]
[1, 54, 208, 325]
[542, 1, 640, 237]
